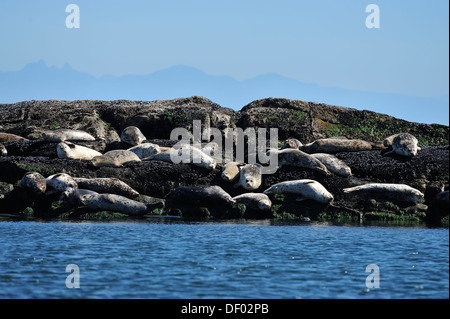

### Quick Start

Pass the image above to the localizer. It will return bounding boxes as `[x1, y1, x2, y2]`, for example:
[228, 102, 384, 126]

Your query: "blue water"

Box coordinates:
[0, 219, 448, 299]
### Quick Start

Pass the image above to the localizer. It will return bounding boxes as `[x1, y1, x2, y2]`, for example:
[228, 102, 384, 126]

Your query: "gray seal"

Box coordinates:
[0, 143, 7, 156]
[264, 179, 334, 204]
[41, 129, 96, 142]
[271, 149, 331, 175]
[74, 177, 140, 199]
[79, 193, 163, 216]
[46, 173, 78, 192]
[57, 142, 102, 160]
[19, 172, 47, 195]
[127, 143, 161, 159]
[343, 183, 424, 203]
[301, 138, 373, 153]
[120, 126, 147, 146]
[234, 164, 262, 190]
[165, 185, 235, 207]
[233, 193, 272, 210]
[91, 150, 141, 167]
[383, 133, 421, 157]
[310, 153, 352, 177]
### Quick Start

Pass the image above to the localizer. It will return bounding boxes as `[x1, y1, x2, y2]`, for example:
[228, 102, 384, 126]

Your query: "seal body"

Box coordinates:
[144, 149, 179, 162]
[165, 185, 235, 207]
[264, 179, 334, 204]
[343, 183, 424, 203]
[79, 193, 160, 216]
[273, 149, 331, 175]
[57, 142, 102, 160]
[127, 143, 161, 159]
[301, 138, 373, 153]
[0, 132, 28, 143]
[384, 133, 420, 157]
[0, 143, 7, 156]
[74, 177, 140, 199]
[310, 153, 352, 177]
[46, 173, 78, 192]
[233, 193, 272, 210]
[221, 162, 242, 182]
[177, 146, 217, 170]
[120, 126, 146, 146]
[19, 172, 47, 195]
[91, 150, 141, 167]
[62, 188, 98, 205]
[234, 164, 262, 190]
[41, 129, 96, 142]
[280, 138, 302, 150]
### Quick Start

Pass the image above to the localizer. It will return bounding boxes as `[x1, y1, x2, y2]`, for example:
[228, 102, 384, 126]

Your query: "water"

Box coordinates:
[0, 219, 448, 299]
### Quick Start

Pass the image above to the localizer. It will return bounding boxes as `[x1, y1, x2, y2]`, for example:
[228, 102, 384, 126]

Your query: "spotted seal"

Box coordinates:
[41, 129, 96, 142]
[383, 133, 421, 157]
[310, 153, 352, 177]
[343, 183, 424, 203]
[57, 142, 102, 160]
[91, 150, 141, 167]
[73, 177, 140, 199]
[232, 193, 272, 210]
[120, 126, 147, 146]
[264, 179, 334, 204]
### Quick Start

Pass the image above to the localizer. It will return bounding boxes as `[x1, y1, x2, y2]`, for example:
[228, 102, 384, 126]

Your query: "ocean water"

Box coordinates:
[0, 219, 448, 299]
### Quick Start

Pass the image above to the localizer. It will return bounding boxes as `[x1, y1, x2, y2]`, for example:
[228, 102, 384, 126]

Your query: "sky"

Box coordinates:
[0, 0, 448, 101]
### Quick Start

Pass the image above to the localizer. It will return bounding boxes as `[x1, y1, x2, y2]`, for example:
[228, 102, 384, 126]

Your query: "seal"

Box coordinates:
[0, 132, 29, 143]
[91, 150, 141, 167]
[79, 193, 163, 216]
[143, 149, 179, 163]
[310, 153, 352, 177]
[263, 179, 334, 204]
[41, 129, 96, 142]
[46, 173, 78, 192]
[233, 193, 272, 210]
[383, 133, 421, 157]
[62, 187, 98, 205]
[221, 162, 243, 182]
[177, 146, 217, 170]
[270, 149, 331, 175]
[57, 142, 103, 160]
[74, 177, 140, 199]
[0, 143, 7, 156]
[280, 138, 303, 150]
[165, 185, 236, 207]
[301, 138, 373, 154]
[343, 183, 424, 203]
[120, 126, 147, 146]
[127, 143, 161, 159]
[19, 172, 47, 195]
[234, 163, 262, 190]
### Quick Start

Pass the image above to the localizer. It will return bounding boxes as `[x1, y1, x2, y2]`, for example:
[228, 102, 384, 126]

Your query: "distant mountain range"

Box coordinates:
[0, 60, 448, 125]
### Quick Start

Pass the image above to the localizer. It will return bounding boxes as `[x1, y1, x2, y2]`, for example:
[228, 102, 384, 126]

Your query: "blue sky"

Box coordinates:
[0, 0, 448, 100]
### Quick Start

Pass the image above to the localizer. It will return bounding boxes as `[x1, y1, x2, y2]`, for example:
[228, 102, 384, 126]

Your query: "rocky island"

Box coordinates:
[0, 96, 448, 226]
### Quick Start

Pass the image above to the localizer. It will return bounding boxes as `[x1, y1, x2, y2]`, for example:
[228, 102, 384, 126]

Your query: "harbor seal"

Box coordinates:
[301, 138, 373, 154]
[79, 193, 163, 216]
[0, 132, 29, 143]
[264, 179, 334, 204]
[57, 142, 102, 160]
[233, 193, 272, 210]
[91, 150, 141, 167]
[144, 149, 179, 163]
[0, 143, 6, 156]
[46, 173, 78, 192]
[41, 129, 96, 142]
[221, 162, 243, 182]
[383, 133, 421, 157]
[280, 138, 303, 150]
[165, 185, 235, 207]
[177, 146, 217, 170]
[127, 143, 161, 159]
[73, 177, 140, 199]
[62, 188, 98, 205]
[120, 126, 147, 146]
[19, 172, 47, 195]
[270, 149, 331, 175]
[234, 163, 262, 190]
[310, 153, 352, 177]
[343, 183, 424, 203]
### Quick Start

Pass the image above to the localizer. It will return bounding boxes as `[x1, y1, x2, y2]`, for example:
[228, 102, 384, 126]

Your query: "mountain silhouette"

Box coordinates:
[0, 60, 448, 125]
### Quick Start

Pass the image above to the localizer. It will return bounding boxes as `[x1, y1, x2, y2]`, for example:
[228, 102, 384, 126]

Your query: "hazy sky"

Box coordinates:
[0, 0, 448, 99]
